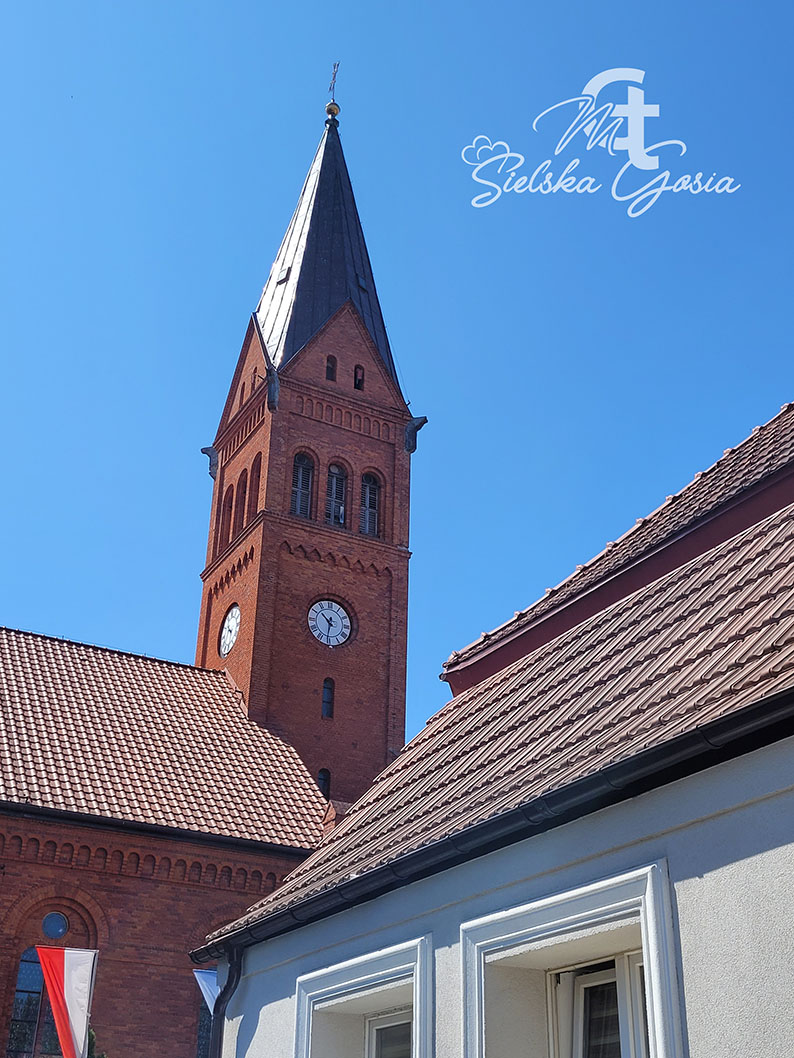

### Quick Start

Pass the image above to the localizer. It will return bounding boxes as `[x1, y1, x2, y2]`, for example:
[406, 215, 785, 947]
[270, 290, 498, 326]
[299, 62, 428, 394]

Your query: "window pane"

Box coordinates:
[583, 981, 621, 1058]
[321, 678, 334, 718]
[12, 991, 40, 1021]
[15, 962, 42, 992]
[196, 1000, 212, 1058]
[38, 999, 63, 1055]
[375, 1022, 411, 1058]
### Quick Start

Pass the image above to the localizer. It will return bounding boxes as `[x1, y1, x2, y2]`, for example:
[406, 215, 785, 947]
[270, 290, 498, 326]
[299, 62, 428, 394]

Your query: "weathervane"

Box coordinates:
[326, 62, 341, 124]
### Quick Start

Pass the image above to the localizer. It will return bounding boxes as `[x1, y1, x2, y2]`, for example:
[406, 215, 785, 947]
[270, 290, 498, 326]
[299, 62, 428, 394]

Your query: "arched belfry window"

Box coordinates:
[291, 454, 314, 518]
[326, 355, 337, 382]
[219, 485, 234, 550]
[322, 678, 335, 718]
[7, 947, 61, 1054]
[360, 474, 381, 537]
[233, 469, 248, 537]
[318, 768, 331, 799]
[325, 464, 347, 527]
[247, 453, 262, 523]
[354, 365, 365, 390]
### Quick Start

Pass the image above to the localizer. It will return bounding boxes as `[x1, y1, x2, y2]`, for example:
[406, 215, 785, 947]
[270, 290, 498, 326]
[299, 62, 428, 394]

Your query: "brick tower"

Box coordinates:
[196, 102, 422, 805]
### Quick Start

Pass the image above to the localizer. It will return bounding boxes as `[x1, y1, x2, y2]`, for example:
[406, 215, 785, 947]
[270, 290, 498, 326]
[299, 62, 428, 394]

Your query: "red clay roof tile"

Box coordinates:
[211, 498, 794, 943]
[0, 630, 325, 848]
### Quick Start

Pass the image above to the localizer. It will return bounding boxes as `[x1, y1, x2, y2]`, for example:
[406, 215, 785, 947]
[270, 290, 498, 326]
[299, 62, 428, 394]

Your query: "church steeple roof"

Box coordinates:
[255, 104, 398, 383]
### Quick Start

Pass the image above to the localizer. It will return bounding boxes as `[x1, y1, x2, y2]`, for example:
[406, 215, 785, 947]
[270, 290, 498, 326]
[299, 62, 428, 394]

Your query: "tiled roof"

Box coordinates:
[445, 402, 794, 671]
[210, 498, 794, 943]
[255, 115, 399, 384]
[0, 629, 325, 848]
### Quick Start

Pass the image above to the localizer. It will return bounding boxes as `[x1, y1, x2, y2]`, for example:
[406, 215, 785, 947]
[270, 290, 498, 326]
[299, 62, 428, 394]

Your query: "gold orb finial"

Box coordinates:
[325, 101, 340, 118]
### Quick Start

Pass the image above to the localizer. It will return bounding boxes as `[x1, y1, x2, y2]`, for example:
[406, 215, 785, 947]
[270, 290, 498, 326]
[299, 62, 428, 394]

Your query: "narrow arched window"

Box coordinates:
[325, 464, 347, 527]
[354, 365, 365, 390]
[7, 947, 60, 1055]
[219, 486, 234, 550]
[291, 453, 314, 518]
[326, 355, 337, 381]
[360, 474, 381, 536]
[318, 768, 331, 799]
[247, 453, 262, 523]
[233, 469, 248, 537]
[322, 678, 335, 718]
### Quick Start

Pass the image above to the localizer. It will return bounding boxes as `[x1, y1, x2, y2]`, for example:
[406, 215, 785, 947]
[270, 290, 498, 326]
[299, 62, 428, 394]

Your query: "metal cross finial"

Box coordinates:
[328, 61, 339, 101]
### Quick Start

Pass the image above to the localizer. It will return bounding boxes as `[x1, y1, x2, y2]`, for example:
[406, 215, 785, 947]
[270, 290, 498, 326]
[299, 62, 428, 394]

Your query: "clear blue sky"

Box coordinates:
[1, 2, 791, 739]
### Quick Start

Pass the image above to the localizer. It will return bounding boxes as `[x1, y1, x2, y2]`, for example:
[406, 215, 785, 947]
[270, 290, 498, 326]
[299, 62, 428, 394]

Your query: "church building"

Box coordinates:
[0, 99, 420, 1057]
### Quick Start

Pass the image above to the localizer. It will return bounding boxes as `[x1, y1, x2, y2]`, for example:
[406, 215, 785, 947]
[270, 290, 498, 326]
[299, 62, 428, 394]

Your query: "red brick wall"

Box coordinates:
[196, 305, 413, 804]
[0, 814, 303, 1057]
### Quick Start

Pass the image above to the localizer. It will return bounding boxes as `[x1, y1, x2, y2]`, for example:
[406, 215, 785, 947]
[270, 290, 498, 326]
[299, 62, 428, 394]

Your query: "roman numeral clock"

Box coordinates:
[308, 600, 352, 648]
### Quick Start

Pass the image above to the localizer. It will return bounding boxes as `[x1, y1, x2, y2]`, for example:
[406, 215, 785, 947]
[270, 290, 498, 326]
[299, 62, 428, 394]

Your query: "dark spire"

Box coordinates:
[255, 104, 399, 384]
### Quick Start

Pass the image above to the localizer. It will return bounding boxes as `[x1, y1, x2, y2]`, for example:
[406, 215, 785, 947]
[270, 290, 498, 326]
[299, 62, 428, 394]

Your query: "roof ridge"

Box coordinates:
[447, 401, 794, 666]
[0, 625, 223, 677]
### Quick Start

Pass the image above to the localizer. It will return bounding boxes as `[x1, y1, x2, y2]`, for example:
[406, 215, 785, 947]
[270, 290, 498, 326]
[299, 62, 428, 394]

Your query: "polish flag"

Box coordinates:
[36, 947, 98, 1058]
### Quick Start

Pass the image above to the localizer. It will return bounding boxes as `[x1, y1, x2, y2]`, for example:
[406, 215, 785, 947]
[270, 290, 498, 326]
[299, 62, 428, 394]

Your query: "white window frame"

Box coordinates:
[365, 1008, 413, 1058]
[558, 952, 647, 1058]
[571, 963, 619, 1058]
[294, 936, 431, 1058]
[460, 861, 682, 1058]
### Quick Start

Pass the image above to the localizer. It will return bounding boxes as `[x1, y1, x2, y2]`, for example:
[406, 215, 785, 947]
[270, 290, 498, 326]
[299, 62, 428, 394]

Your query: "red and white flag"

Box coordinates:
[36, 946, 98, 1058]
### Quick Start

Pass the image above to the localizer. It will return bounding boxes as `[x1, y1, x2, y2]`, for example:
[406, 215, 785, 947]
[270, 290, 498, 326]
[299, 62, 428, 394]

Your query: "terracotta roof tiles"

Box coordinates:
[210, 498, 794, 943]
[0, 629, 325, 848]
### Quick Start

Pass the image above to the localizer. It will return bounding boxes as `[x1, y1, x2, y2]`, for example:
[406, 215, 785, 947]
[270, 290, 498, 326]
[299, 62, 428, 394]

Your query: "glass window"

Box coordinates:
[321, 678, 335, 718]
[6, 947, 63, 1057]
[196, 998, 212, 1058]
[41, 913, 69, 940]
[326, 356, 337, 382]
[367, 1013, 412, 1058]
[354, 365, 365, 390]
[574, 966, 621, 1058]
[318, 769, 331, 799]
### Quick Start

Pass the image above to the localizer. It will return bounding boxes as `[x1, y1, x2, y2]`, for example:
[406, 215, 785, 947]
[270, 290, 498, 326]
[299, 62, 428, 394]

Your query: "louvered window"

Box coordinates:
[321, 677, 335, 718]
[360, 474, 380, 536]
[325, 464, 347, 527]
[291, 454, 314, 518]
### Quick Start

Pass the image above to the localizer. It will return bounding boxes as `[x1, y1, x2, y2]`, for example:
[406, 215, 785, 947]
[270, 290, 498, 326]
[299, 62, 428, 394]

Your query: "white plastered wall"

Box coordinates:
[221, 734, 794, 1058]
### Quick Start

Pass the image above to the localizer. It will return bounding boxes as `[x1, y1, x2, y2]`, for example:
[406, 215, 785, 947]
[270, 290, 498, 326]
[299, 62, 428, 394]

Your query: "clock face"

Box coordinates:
[219, 604, 241, 658]
[308, 600, 352, 647]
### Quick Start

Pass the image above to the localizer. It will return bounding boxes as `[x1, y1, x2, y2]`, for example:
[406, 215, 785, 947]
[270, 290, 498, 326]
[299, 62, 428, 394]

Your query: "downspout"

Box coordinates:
[209, 947, 243, 1058]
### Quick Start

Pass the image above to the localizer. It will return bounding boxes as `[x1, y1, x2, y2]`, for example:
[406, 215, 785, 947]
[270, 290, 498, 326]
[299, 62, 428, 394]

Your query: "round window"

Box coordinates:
[42, 912, 69, 939]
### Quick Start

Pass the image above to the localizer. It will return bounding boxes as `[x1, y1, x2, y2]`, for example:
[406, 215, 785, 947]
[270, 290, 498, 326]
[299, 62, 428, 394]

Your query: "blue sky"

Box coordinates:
[1, 1, 791, 739]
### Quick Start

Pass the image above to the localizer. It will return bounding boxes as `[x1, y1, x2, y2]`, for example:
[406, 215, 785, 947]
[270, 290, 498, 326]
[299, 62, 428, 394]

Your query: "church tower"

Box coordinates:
[196, 102, 422, 806]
